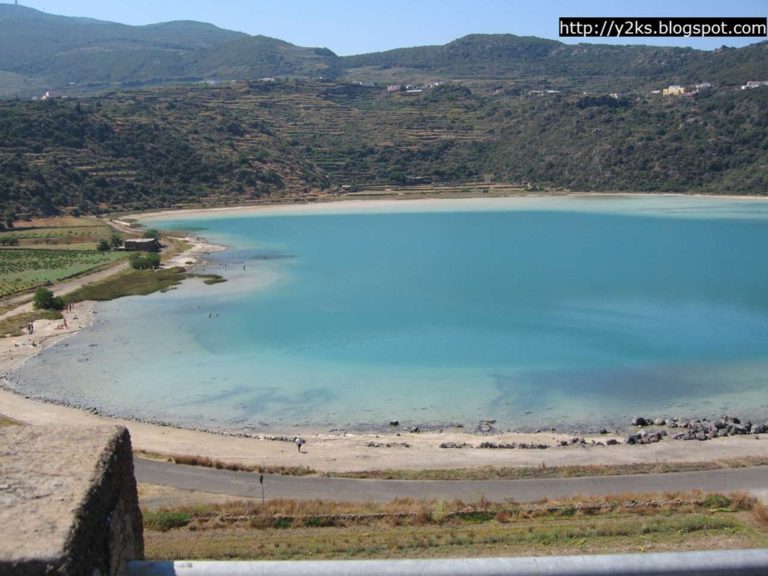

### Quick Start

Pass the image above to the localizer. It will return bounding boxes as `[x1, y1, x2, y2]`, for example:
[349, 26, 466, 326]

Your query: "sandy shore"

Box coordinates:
[135, 192, 768, 223]
[2, 386, 767, 473]
[2, 196, 768, 473]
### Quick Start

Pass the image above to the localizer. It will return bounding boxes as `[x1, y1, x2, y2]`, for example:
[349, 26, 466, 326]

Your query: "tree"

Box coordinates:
[110, 231, 123, 248]
[142, 229, 160, 240]
[97, 239, 111, 252]
[33, 288, 64, 311]
[4, 211, 15, 229]
[129, 252, 161, 270]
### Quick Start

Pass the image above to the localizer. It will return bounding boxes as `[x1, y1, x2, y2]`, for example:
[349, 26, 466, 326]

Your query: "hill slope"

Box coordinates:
[1, 6, 766, 96]
[1, 80, 766, 220]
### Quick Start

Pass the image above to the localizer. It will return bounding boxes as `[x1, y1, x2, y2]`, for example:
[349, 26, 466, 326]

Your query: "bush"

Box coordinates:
[129, 252, 161, 270]
[0, 236, 19, 246]
[33, 287, 64, 310]
[143, 510, 191, 532]
[97, 239, 111, 252]
[142, 228, 161, 240]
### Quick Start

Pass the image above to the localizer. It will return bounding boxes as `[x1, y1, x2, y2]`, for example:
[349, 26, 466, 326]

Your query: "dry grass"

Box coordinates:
[136, 450, 315, 476]
[143, 491, 768, 560]
[0, 309, 62, 338]
[0, 413, 21, 427]
[334, 458, 768, 481]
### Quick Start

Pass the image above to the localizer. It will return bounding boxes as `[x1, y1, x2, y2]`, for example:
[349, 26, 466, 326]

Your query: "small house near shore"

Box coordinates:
[123, 238, 161, 252]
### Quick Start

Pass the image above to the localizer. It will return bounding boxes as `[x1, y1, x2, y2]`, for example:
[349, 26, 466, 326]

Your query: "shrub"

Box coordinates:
[33, 287, 64, 310]
[129, 252, 161, 270]
[702, 494, 732, 509]
[110, 232, 123, 248]
[143, 510, 191, 532]
[97, 239, 111, 252]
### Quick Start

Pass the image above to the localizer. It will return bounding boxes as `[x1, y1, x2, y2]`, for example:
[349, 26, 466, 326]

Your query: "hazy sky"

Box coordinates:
[9, 0, 767, 54]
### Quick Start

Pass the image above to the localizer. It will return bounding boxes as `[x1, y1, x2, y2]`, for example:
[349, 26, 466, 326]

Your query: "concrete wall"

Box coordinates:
[0, 425, 144, 576]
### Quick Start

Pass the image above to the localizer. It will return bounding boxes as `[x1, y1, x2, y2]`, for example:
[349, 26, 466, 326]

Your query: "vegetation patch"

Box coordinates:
[0, 309, 62, 338]
[142, 491, 768, 560]
[143, 510, 192, 532]
[333, 457, 768, 481]
[65, 267, 188, 302]
[136, 451, 315, 476]
[0, 248, 123, 297]
[0, 413, 21, 427]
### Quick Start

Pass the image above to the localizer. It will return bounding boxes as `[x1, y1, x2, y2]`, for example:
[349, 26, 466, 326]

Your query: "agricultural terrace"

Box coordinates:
[0, 217, 127, 298]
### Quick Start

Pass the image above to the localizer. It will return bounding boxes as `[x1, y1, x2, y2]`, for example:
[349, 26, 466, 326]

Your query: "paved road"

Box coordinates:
[135, 459, 768, 503]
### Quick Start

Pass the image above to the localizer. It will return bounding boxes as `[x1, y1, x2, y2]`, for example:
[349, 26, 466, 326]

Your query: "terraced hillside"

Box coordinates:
[1, 78, 767, 218]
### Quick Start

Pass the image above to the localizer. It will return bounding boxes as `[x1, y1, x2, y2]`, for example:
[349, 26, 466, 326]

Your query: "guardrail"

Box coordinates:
[130, 549, 768, 576]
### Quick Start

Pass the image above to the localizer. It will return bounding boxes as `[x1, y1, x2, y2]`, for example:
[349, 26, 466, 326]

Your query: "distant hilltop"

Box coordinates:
[0, 3, 766, 97]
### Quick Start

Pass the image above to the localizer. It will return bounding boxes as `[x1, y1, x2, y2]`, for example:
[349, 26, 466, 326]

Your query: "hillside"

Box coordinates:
[0, 4, 247, 93]
[1, 79, 766, 219]
[342, 35, 768, 92]
[1, 5, 767, 97]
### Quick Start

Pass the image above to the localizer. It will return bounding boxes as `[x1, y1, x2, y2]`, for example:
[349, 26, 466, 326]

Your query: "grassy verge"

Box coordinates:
[0, 309, 63, 337]
[143, 491, 768, 560]
[136, 450, 314, 476]
[334, 457, 768, 480]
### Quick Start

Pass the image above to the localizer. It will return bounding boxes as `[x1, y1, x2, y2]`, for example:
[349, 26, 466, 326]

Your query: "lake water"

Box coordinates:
[10, 196, 768, 432]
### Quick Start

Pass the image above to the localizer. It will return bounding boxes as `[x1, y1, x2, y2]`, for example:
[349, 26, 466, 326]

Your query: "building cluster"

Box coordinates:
[386, 82, 442, 94]
[658, 80, 768, 97]
[741, 80, 768, 90]
[659, 83, 712, 97]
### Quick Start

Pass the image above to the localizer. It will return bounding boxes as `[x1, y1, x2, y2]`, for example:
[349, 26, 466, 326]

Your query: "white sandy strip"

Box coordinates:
[134, 193, 768, 223]
[163, 236, 226, 268]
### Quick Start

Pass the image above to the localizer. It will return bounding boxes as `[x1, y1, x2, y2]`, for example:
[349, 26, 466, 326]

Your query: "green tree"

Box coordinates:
[142, 229, 161, 240]
[110, 232, 123, 248]
[129, 252, 161, 270]
[33, 288, 64, 311]
[97, 239, 111, 252]
[4, 211, 15, 229]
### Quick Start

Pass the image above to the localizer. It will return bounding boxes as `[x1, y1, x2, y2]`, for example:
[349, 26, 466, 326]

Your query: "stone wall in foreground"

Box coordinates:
[0, 425, 144, 575]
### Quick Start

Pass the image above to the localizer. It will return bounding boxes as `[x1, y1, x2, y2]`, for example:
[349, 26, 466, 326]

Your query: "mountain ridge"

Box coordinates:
[0, 5, 766, 96]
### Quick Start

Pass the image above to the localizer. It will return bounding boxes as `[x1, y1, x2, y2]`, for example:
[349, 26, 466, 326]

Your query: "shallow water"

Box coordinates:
[10, 196, 768, 431]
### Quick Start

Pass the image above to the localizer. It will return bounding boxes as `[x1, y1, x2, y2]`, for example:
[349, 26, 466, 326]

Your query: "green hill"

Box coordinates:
[1, 79, 766, 220]
[1, 6, 766, 97]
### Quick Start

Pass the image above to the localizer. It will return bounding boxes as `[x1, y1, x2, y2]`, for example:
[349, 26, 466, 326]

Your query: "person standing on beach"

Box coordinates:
[294, 437, 305, 453]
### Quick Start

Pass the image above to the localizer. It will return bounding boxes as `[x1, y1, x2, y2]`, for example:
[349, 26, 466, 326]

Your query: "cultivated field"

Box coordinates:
[0, 217, 125, 297]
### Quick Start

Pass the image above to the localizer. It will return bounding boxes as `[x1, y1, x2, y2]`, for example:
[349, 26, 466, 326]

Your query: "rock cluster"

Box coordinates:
[628, 415, 767, 443]
[671, 417, 767, 441]
[626, 430, 667, 445]
[477, 420, 496, 434]
[365, 441, 411, 448]
[439, 442, 472, 449]
[478, 441, 548, 450]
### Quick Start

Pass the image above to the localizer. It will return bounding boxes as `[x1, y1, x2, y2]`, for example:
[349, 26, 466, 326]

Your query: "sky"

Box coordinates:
[8, 0, 768, 54]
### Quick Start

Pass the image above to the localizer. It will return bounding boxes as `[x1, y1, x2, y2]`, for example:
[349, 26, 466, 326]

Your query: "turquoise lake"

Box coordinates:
[10, 196, 768, 431]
